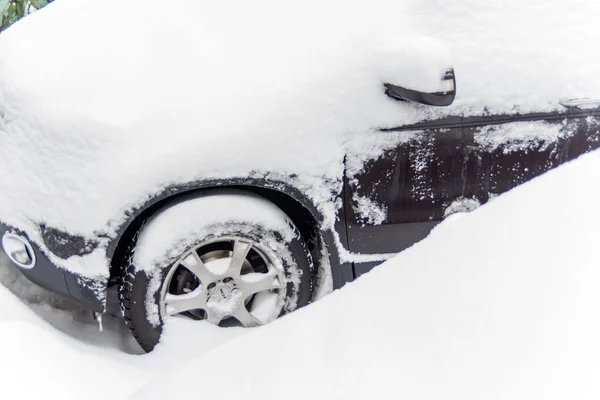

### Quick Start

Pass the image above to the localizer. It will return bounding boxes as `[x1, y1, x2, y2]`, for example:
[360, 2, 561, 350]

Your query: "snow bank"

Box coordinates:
[135, 149, 600, 399]
[1, 0, 599, 278]
[1, 144, 599, 399]
[0, 258, 149, 398]
[0, 252, 250, 399]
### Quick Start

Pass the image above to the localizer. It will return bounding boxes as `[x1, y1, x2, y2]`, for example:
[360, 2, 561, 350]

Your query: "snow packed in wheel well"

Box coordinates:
[108, 185, 331, 297]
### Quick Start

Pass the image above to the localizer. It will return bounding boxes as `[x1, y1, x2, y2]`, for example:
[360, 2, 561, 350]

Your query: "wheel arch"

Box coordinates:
[107, 178, 343, 292]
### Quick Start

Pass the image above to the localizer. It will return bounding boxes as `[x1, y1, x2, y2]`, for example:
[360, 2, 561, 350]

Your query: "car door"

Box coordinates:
[345, 107, 600, 277]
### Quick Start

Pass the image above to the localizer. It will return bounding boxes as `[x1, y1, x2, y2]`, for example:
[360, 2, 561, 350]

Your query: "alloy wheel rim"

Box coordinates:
[160, 236, 286, 327]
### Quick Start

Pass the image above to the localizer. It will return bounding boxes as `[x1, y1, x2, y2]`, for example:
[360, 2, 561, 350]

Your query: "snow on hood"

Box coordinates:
[0, 1, 412, 237]
[0, 0, 599, 277]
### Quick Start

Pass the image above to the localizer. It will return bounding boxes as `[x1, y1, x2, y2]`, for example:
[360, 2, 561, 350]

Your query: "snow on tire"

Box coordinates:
[118, 191, 313, 353]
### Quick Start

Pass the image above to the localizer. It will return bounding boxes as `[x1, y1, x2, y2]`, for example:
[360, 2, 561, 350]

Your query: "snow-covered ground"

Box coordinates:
[2, 147, 599, 399]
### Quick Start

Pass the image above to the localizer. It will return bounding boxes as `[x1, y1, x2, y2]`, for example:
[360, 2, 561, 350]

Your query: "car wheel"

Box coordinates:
[118, 192, 314, 353]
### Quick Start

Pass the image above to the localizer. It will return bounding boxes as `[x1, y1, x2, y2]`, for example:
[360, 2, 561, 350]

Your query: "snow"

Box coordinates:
[0, 253, 249, 398]
[1, 140, 600, 398]
[475, 121, 567, 154]
[352, 194, 388, 225]
[1, 0, 600, 281]
[443, 197, 481, 218]
[250, 290, 280, 324]
[0, 1, 598, 396]
[133, 193, 297, 272]
[135, 148, 600, 399]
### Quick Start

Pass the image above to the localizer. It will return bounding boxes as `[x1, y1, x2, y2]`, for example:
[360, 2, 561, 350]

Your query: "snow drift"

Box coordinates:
[1, 140, 600, 399]
[135, 149, 600, 400]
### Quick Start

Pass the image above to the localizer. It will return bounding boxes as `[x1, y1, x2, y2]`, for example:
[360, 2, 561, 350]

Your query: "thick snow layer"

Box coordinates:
[135, 149, 600, 399]
[134, 193, 297, 272]
[0, 252, 250, 398]
[1, 0, 600, 278]
[2, 144, 600, 399]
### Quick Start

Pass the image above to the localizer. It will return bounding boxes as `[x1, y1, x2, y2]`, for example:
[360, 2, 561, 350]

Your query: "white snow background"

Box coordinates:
[1, 138, 600, 399]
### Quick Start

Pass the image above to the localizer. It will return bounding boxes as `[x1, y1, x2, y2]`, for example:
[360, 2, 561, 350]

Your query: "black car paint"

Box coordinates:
[346, 107, 600, 276]
[3, 179, 353, 311]
[0, 223, 105, 311]
[4, 107, 600, 311]
[102, 179, 354, 289]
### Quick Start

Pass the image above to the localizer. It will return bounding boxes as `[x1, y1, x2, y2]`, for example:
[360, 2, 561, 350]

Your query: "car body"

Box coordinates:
[1, 0, 599, 333]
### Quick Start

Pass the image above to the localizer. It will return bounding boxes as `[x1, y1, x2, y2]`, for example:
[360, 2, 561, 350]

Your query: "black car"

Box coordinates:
[1, 2, 599, 352]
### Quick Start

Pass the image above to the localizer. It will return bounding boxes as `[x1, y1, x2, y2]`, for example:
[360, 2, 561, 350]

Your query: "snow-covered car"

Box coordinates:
[1, 0, 599, 352]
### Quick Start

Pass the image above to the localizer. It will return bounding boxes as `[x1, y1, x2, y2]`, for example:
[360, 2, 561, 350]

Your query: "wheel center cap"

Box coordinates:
[212, 284, 232, 301]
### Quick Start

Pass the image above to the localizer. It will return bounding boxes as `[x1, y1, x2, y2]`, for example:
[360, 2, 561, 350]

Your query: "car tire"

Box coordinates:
[118, 191, 314, 353]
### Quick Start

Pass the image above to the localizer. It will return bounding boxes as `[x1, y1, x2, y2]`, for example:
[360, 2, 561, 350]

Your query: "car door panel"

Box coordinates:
[346, 109, 600, 276]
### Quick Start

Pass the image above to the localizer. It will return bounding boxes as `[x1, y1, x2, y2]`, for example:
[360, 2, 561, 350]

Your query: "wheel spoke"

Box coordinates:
[227, 240, 252, 277]
[164, 288, 206, 316]
[232, 305, 259, 327]
[205, 310, 223, 325]
[240, 268, 281, 296]
[181, 252, 216, 284]
[162, 237, 284, 328]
